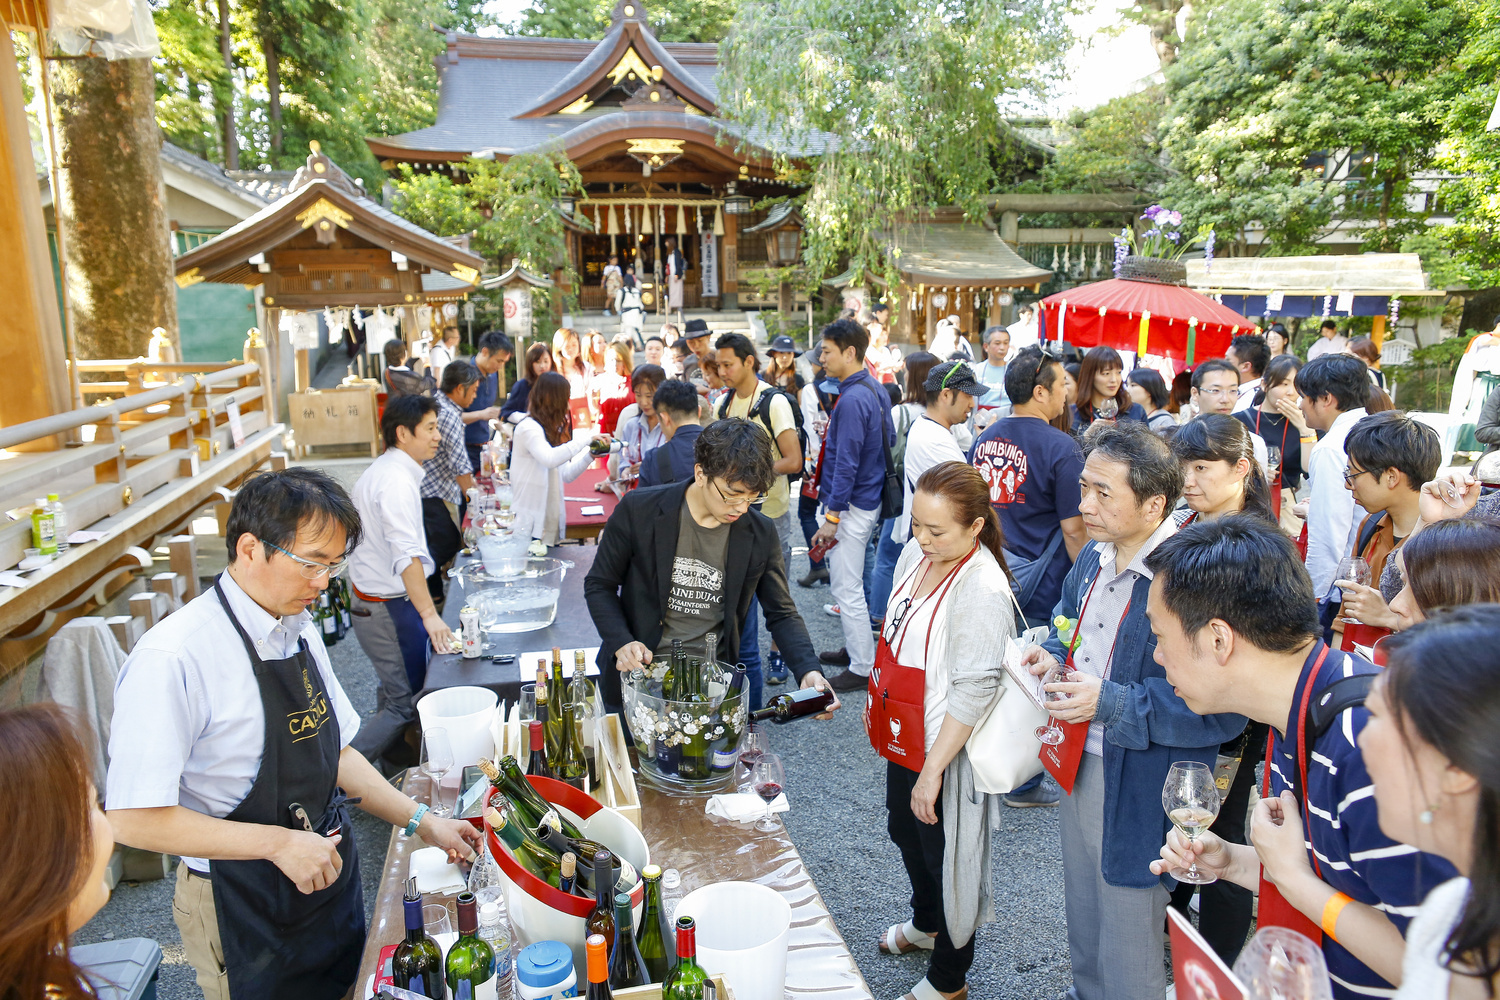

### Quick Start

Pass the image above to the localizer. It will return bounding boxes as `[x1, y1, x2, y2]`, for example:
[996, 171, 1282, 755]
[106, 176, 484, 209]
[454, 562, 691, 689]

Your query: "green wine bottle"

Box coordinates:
[485, 805, 562, 887]
[661, 916, 710, 999]
[477, 756, 586, 840]
[547, 646, 568, 754]
[445, 891, 497, 1000]
[560, 698, 590, 789]
[536, 662, 562, 768]
[678, 657, 710, 780]
[585, 850, 618, 960]
[635, 865, 675, 982]
[533, 822, 629, 890]
[392, 877, 444, 998]
[608, 891, 649, 988]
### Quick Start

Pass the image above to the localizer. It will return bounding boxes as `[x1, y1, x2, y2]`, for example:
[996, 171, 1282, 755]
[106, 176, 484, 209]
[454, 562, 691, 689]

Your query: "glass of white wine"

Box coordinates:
[1097, 397, 1119, 421]
[1162, 760, 1221, 885]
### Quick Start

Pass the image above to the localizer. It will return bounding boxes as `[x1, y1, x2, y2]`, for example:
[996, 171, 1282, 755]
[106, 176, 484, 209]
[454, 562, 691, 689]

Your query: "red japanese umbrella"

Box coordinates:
[1038, 277, 1256, 367]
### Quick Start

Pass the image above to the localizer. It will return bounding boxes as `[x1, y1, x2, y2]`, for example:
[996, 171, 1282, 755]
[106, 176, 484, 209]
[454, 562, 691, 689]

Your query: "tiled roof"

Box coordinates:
[161, 142, 271, 207]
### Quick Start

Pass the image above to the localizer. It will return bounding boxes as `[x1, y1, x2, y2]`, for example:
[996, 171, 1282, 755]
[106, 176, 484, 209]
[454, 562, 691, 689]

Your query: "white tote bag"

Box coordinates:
[965, 585, 1050, 794]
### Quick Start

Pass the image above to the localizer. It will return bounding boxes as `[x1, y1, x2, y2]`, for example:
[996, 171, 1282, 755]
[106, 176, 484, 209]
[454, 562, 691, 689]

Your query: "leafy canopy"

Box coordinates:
[514, 0, 738, 42]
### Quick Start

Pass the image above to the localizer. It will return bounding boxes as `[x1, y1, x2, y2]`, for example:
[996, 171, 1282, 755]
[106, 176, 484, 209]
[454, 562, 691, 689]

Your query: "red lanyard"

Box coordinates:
[1065, 558, 1135, 677]
[1263, 643, 1333, 878]
[889, 545, 977, 663]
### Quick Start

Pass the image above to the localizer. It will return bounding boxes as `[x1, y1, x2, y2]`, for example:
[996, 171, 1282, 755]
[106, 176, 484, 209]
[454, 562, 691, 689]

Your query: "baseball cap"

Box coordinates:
[769, 335, 797, 353]
[923, 361, 986, 397]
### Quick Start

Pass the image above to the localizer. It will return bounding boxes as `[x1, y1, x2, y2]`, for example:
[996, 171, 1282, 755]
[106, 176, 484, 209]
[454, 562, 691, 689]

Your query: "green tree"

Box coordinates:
[1160, 0, 1472, 256]
[719, 0, 1074, 287]
[1042, 88, 1169, 194]
[515, 0, 738, 42]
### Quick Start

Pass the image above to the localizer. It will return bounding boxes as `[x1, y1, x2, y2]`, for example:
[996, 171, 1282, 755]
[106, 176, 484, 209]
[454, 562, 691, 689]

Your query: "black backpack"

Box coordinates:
[717, 382, 808, 459]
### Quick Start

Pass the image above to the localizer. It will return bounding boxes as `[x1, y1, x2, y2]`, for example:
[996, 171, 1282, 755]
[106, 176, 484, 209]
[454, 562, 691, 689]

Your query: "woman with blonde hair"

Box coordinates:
[551, 327, 593, 426]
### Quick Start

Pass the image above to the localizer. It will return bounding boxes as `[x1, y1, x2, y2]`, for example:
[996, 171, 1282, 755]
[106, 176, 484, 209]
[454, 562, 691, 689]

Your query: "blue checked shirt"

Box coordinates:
[421, 393, 471, 504]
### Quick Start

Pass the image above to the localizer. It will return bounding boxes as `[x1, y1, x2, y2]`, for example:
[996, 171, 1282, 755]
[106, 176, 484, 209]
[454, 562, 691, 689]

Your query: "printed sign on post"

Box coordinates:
[503, 286, 532, 337]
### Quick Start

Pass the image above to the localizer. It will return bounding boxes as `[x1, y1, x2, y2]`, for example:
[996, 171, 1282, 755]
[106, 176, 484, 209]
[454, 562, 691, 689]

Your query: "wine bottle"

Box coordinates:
[559, 698, 590, 790]
[664, 639, 684, 702]
[392, 876, 444, 998]
[445, 891, 497, 1000]
[559, 851, 577, 894]
[608, 891, 649, 988]
[661, 916, 709, 999]
[636, 864, 675, 981]
[319, 591, 337, 646]
[338, 578, 353, 632]
[548, 647, 567, 750]
[585, 933, 613, 1000]
[526, 720, 552, 779]
[536, 663, 562, 769]
[534, 822, 636, 895]
[572, 648, 597, 702]
[478, 756, 586, 840]
[750, 687, 835, 724]
[485, 805, 562, 887]
[585, 850, 618, 956]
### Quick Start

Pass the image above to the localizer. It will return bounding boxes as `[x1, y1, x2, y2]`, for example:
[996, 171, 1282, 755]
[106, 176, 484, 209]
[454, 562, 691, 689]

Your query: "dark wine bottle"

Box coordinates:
[559, 851, 577, 894]
[750, 687, 835, 724]
[585, 932, 613, 1000]
[392, 876, 444, 998]
[664, 639, 684, 702]
[477, 755, 586, 840]
[533, 822, 629, 891]
[608, 891, 650, 988]
[560, 698, 590, 789]
[445, 891, 496, 1000]
[636, 864, 675, 982]
[662, 916, 710, 999]
[585, 850, 618, 960]
[485, 805, 562, 887]
[526, 720, 552, 779]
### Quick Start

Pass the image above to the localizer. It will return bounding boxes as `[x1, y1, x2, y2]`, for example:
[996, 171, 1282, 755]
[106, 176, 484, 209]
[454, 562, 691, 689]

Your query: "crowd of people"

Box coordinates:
[15, 304, 1500, 1000]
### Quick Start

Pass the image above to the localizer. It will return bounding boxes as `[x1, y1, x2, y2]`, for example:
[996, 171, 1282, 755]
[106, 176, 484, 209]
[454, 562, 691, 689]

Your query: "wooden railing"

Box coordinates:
[0, 354, 285, 662]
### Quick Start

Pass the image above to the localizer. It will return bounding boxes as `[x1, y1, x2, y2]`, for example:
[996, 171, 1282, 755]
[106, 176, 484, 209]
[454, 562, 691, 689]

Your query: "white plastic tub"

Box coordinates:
[676, 881, 791, 1000]
[415, 685, 497, 769]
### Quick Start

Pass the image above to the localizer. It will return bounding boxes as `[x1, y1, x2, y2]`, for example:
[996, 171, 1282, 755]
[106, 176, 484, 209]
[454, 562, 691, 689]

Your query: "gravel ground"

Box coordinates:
[75, 533, 1077, 1000]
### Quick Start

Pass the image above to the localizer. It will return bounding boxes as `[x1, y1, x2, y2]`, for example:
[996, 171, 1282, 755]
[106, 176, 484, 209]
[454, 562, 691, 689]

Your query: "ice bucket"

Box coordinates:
[677, 881, 791, 1000]
[452, 556, 574, 634]
[622, 663, 745, 795]
[415, 686, 497, 769]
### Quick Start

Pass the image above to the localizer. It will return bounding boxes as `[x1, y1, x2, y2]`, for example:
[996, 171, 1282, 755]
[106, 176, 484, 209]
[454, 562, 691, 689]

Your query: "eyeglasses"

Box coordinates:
[710, 478, 766, 509]
[1343, 466, 1375, 487]
[1031, 345, 1062, 385]
[1197, 387, 1236, 398]
[883, 596, 913, 644]
[261, 538, 349, 579]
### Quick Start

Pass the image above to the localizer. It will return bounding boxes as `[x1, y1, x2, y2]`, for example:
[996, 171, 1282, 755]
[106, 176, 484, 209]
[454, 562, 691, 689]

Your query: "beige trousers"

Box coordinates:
[172, 863, 231, 1000]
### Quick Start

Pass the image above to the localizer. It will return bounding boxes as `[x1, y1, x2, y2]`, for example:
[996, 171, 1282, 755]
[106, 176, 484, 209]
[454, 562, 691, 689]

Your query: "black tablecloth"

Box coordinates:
[419, 544, 600, 703]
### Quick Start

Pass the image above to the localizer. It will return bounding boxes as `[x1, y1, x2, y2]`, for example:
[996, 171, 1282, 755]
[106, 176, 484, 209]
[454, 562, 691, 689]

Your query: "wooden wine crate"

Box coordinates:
[596, 712, 642, 830]
[614, 973, 736, 999]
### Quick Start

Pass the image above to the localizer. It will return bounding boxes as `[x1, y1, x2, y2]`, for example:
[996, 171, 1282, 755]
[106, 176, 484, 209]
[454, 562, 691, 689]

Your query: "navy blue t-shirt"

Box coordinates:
[968, 415, 1084, 626]
[464, 365, 498, 448]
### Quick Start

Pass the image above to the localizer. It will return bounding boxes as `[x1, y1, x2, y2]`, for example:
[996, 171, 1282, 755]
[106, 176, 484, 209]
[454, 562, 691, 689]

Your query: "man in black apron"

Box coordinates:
[106, 469, 481, 1000]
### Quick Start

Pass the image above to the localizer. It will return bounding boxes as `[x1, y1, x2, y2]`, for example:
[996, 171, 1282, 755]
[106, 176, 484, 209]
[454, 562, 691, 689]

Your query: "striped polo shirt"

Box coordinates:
[1269, 643, 1458, 999]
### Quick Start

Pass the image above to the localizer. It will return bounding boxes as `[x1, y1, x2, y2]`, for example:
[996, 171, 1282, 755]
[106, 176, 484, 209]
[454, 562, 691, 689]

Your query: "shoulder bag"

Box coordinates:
[965, 574, 1048, 795]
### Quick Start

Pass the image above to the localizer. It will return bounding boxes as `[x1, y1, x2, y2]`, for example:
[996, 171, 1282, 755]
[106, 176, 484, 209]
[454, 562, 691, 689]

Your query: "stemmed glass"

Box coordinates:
[421, 727, 455, 818]
[1097, 397, 1119, 421]
[737, 725, 769, 787]
[1162, 761, 1222, 885]
[1034, 662, 1072, 746]
[1266, 446, 1283, 482]
[1232, 927, 1335, 1000]
[750, 753, 786, 833]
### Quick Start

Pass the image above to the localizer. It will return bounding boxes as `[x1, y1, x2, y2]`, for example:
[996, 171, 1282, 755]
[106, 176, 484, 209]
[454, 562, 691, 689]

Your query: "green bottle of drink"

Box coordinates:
[477, 756, 586, 840]
[636, 865, 675, 982]
[661, 916, 710, 999]
[547, 646, 568, 756]
[608, 891, 649, 988]
[392, 877, 444, 997]
[560, 698, 590, 789]
[445, 891, 496, 1000]
[485, 805, 562, 888]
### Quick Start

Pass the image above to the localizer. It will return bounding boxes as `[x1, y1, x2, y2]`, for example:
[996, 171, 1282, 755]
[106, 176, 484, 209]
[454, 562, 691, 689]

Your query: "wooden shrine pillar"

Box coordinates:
[722, 210, 738, 309]
[0, 29, 73, 444]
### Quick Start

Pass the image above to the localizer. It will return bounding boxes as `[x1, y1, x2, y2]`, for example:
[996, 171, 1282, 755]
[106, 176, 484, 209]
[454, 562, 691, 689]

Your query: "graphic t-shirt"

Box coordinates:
[658, 504, 730, 660]
[968, 415, 1084, 624]
[723, 381, 797, 519]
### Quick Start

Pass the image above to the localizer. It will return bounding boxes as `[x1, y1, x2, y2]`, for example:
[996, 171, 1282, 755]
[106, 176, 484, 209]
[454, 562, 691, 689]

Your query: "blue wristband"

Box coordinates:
[404, 803, 429, 837]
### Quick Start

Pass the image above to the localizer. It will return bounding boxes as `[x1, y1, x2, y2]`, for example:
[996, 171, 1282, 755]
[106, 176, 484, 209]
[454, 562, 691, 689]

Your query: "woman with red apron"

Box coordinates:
[864, 463, 1015, 1000]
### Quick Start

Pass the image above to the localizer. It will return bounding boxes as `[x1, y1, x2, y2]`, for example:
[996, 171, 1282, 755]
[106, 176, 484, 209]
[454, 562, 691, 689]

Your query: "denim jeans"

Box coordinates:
[868, 519, 905, 623]
[798, 492, 823, 565]
[736, 595, 766, 712]
[862, 517, 881, 611]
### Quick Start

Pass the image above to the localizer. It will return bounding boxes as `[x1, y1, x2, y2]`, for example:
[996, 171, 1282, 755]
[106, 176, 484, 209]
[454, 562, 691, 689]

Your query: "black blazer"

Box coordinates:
[584, 480, 818, 710]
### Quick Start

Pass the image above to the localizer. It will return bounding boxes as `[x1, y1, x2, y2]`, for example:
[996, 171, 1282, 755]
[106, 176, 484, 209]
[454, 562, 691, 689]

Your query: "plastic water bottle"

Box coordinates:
[477, 901, 514, 992]
[661, 868, 683, 922]
[49, 494, 68, 552]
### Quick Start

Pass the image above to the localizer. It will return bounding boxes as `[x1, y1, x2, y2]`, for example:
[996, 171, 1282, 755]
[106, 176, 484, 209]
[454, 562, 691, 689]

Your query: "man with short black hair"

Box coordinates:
[584, 418, 840, 719]
[1294, 354, 1371, 606]
[349, 395, 455, 765]
[383, 338, 435, 398]
[461, 330, 513, 473]
[644, 334, 666, 369]
[1194, 358, 1269, 469]
[1021, 422, 1245, 1000]
[971, 325, 1012, 415]
[1307, 318, 1348, 360]
[1144, 517, 1455, 1000]
[1227, 333, 1271, 413]
[637, 379, 701, 487]
[105, 469, 479, 1000]
[809, 318, 894, 689]
[419, 360, 480, 603]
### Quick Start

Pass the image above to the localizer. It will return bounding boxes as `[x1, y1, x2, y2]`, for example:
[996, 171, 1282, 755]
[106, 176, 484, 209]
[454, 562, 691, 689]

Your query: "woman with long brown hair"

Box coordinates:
[552, 327, 593, 426]
[1, 704, 115, 1000]
[500, 341, 554, 424]
[595, 340, 636, 434]
[509, 371, 608, 548]
[1073, 346, 1146, 432]
[1388, 517, 1500, 630]
[870, 461, 1014, 1000]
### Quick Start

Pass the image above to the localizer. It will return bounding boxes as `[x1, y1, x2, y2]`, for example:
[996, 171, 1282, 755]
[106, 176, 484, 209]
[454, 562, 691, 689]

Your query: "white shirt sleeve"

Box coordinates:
[376, 482, 434, 580]
[105, 647, 204, 810]
[1306, 440, 1356, 599]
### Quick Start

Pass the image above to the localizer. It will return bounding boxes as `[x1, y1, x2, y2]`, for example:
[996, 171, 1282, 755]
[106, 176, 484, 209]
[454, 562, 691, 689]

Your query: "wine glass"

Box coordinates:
[1232, 927, 1334, 1000]
[737, 725, 769, 787]
[518, 683, 538, 724]
[1266, 445, 1283, 481]
[1034, 662, 1072, 746]
[750, 753, 786, 833]
[421, 727, 455, 818]
[1162, 761, 1222, 885]
[1336, 556, 1372, 624]
[1097, 397, 1119, 421]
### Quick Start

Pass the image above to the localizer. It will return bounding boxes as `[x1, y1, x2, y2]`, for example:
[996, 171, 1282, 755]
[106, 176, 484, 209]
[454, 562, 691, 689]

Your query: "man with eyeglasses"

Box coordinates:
[1191, 358, 1270, 472]
[348, 395, 457, 767]
[105, 468, 480, 1000]
[585, 417, 841, 720]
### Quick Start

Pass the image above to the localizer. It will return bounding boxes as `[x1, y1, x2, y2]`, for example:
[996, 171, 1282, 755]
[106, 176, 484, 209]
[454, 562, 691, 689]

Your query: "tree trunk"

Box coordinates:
[218, 0, 238, 169]
[46, 57, 177, 360]
[263, 31, 282, 156]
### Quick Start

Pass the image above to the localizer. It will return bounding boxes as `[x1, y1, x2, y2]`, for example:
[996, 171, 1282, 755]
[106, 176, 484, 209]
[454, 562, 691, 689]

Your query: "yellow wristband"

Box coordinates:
[824, 512, 841, 524]
[1300, 435, 1317, 441]
[1321, 891, 1352, 941]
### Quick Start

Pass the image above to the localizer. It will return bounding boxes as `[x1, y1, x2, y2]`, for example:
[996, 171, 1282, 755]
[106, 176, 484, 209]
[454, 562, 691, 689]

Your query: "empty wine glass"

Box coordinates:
[1097, 397, 1119, 421]
[1266, 445, 1283, 482]
[1034, 662, 1072, 746]
[750, 753, 786, 833]
[1162, 761, 1222, 885]
[1232, 927, 1334, 1000]
[421, 727, 455, 818]
[1336, 556, 1372, 624]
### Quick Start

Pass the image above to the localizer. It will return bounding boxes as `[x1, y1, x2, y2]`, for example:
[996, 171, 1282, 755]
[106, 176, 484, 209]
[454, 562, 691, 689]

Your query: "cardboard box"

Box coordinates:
[595, 712, 640, 830]
[615, 973, 736, 999]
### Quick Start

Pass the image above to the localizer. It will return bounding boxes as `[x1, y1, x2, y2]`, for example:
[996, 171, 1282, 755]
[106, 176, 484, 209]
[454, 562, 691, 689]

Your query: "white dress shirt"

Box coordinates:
[350, 447, 434, 598]
[1305, 407, 1369, 600]
[1307, 335, 1349, 361]
[1232, 377, 1262, 413]
[105, 571, 359, 871]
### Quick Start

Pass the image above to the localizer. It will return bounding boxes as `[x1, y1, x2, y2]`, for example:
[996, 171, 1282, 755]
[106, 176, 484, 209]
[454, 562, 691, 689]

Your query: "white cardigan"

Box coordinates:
[509, 417, 592, 545]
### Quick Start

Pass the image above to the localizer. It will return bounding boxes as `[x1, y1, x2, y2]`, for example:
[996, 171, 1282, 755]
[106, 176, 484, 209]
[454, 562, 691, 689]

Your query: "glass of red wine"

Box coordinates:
[737, 725, 768, 789]
[750, 753, 785, 833]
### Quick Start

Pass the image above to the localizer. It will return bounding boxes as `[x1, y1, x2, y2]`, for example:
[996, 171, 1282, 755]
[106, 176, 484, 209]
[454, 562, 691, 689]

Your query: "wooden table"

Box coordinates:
[355, 772, 875, 1000]
[564, 460, 621, 541]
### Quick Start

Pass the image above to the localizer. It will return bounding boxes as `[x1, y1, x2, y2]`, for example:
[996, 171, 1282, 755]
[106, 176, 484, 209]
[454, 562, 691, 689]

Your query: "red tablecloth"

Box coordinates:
[566, 458, 620, 531]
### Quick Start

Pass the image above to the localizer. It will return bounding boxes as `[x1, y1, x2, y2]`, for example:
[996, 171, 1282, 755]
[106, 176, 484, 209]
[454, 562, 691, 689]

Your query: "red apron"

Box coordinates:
[1040, 569, 1131, 794]
[1255, 644, 1332, 942]
[865, 547, 976, 772]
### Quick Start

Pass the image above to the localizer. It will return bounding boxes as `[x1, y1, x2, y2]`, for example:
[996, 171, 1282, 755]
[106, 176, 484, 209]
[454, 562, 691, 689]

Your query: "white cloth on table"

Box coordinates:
[349, 447, 434, 597]
[40, 616, 126, 786]
[105, 571, 359, 871]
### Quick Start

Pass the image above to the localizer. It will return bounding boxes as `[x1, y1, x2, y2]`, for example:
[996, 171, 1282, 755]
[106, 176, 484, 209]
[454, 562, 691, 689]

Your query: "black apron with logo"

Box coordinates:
[209, 577, 366, 1000]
